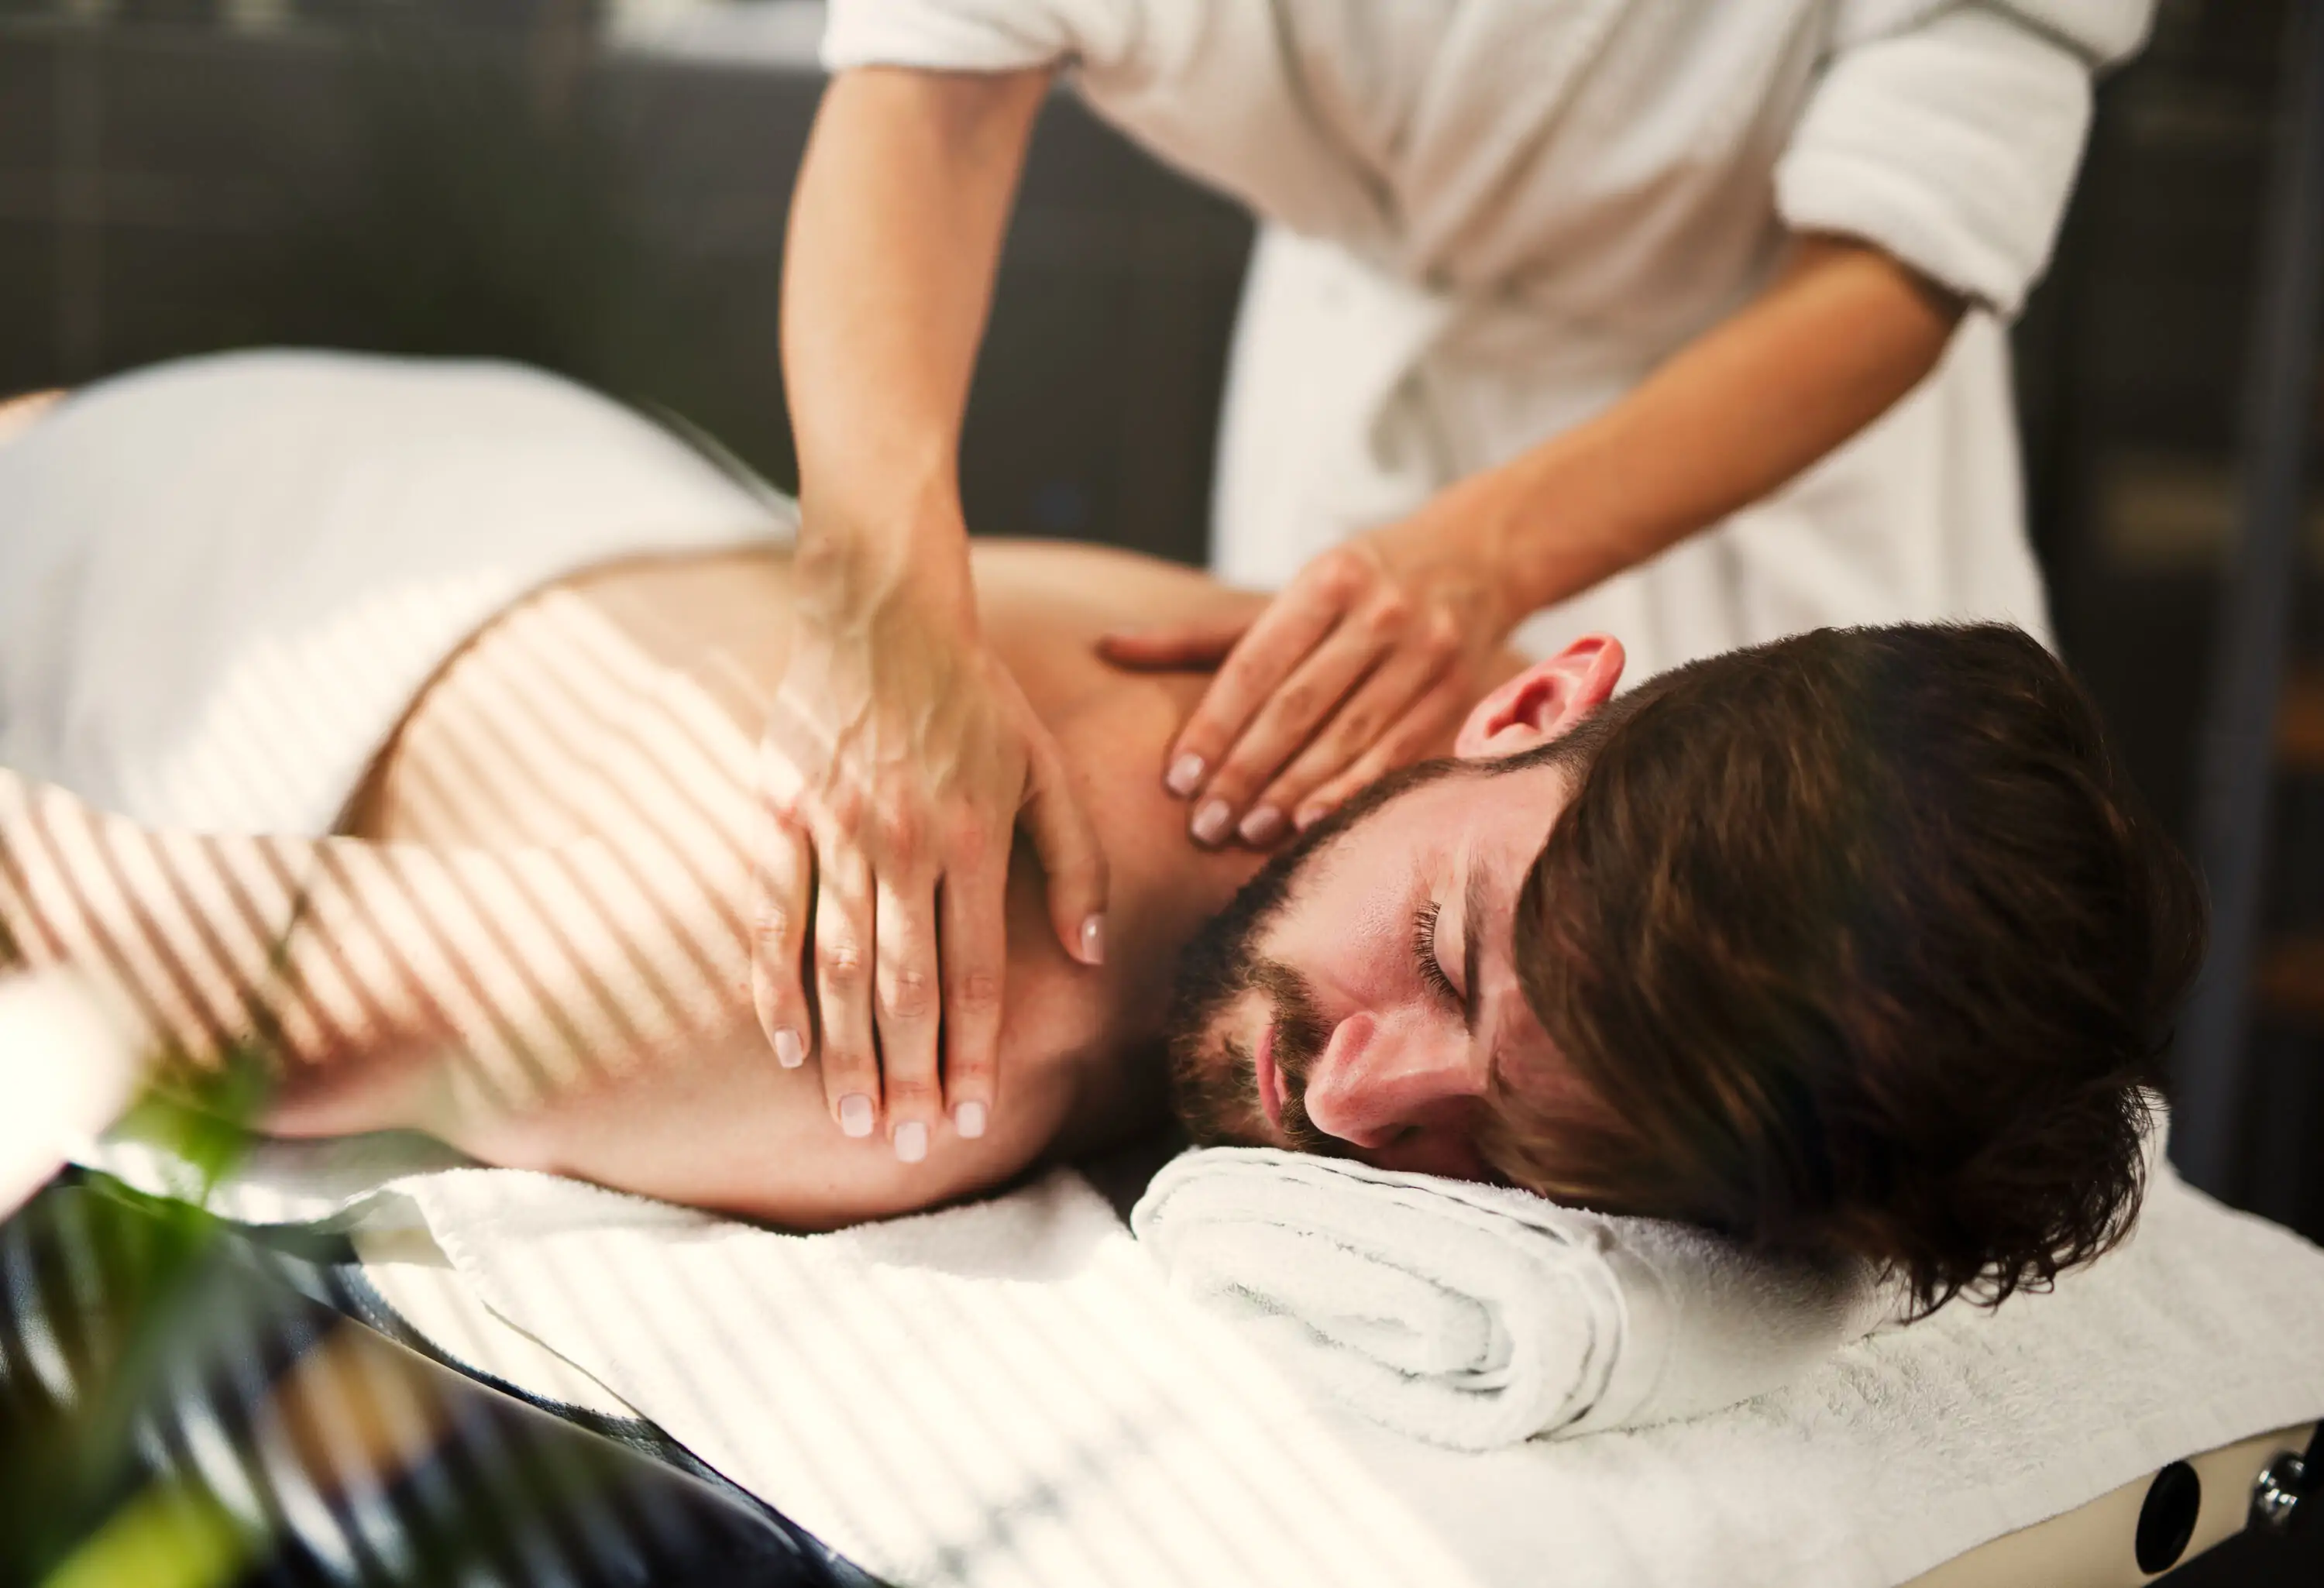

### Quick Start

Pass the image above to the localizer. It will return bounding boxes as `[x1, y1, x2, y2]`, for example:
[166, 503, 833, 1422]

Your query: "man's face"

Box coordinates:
[1167, 751, 1588, 1181]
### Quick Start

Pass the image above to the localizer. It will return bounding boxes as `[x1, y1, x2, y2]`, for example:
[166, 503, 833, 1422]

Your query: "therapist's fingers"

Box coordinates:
[872, 874, 943, 1164]
[1019, 716, 1109, 970]
[1156, 565, 1353, 803]
[1293, 677, 1471, 830]
[937, 848, 1008, 1140]
[748, 811, 816, 1070]
[1246, 631, 1458, 836]
[812, 844, 882, 1141]
[1095, 619, 1249, 672]
[1184, 622, 1384, 848]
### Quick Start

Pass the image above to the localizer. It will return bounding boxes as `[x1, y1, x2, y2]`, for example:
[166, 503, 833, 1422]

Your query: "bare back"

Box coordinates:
[339, 541, 1277, 1226]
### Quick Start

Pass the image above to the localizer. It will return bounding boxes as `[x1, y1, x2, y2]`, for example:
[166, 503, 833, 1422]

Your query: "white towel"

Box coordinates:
[0, 349, 779, 834]
[1325, 1158, 2324, 1588]
[1131, 1147, 1895, 1450]
[0, 971, 141, 1216]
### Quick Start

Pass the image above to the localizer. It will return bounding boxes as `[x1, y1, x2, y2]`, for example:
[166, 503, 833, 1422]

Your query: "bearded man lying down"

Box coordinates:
[0, 353, 2202, 1316]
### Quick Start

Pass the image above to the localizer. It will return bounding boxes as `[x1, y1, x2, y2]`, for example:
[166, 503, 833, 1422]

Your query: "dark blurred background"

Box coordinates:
[0, 1, 2317, 1578]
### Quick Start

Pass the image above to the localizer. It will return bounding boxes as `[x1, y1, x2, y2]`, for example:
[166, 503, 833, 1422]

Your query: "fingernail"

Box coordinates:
[773, 1027, 805, 1068]
[1238, 806, 1285, 846]
[1166, 753, 1206, 796]
[1294, 804, 1329, 832]
[893, 1120, 928, 1164]
[838, 1094, 874, 1137]
[1079, 913, 1106, 966]
[955, 1100, 987, 1139]
[1191, 799, 1232, 847]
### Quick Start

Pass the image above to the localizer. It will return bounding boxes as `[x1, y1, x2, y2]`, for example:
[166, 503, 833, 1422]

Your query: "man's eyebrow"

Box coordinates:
[1462, 852, 1488, 1036]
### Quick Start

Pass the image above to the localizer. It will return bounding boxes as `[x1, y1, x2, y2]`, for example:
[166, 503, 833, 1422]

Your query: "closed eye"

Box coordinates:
[1411, 901, 1459, 1007]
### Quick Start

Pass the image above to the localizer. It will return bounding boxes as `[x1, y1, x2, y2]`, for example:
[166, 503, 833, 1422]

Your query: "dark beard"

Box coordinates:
[1168, 954, 1337, 1153]
[1163, 761, 1462, 1151]
[1162, 834, 1301, 1146]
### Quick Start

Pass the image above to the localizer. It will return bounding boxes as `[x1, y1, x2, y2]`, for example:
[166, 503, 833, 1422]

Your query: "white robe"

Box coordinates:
[822, 0, 2151, 680]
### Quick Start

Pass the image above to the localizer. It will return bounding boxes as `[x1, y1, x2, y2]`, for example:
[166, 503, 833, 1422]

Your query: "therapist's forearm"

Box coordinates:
[1472, 237, 1965, 619]
[780, 67, 1050, 607]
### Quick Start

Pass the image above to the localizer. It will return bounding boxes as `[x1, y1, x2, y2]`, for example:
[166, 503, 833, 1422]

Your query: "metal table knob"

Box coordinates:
[2251, 1452, 2309, 1535]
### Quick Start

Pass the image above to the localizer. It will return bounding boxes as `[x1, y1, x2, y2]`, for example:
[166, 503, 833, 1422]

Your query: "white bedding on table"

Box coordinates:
[79, 1133, 1481, 1588]
[74, 1123, 2324, 1588]
[1324, 1155, 2324, 1588]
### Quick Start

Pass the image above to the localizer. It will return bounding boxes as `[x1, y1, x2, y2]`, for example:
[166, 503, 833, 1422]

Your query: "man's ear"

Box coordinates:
[1454, 635, 1626, 760]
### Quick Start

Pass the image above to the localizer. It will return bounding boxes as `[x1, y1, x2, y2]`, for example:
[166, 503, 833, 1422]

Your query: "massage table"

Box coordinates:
[1906, 1421, 2318, 1585]
[304, 1147, 2324, 1588]
[3, 1164, 2315, 1587]
[7, 354, 2324, 1586]
[301, 1170, 2281, 1588]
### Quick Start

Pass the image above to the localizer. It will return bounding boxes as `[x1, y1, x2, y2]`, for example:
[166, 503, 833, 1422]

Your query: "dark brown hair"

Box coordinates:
[1490, 624, 2205, 1315]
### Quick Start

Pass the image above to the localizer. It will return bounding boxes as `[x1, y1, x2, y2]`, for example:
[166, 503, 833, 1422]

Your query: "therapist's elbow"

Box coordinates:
[1790, 232, 1971, 322]
[1782, 232, 1973, 407]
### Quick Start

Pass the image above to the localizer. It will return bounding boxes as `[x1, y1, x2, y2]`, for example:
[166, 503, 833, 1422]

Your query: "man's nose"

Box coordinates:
[1299, 1010, 1483, 1149]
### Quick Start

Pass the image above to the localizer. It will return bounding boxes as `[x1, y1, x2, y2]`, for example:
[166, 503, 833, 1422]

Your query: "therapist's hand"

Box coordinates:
[1102, 504, 1516, 847]
[751, 550, 1107, 1162]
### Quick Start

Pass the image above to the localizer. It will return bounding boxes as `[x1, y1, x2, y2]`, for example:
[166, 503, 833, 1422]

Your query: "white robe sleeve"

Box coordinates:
[820, 0, 1142, 76]
[1776, 0, 2154, 317]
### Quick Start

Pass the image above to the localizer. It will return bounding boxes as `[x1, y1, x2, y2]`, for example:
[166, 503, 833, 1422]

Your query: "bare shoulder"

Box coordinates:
[355, 538, 1245, 847]
[971, 539, 1270, 638]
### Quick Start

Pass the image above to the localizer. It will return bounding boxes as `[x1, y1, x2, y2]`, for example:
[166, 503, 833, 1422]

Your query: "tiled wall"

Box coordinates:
[0, 5, 1254, 565]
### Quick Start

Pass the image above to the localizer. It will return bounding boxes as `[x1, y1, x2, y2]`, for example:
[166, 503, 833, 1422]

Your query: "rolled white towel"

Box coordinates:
[1130, 1147, 1899, 1450]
